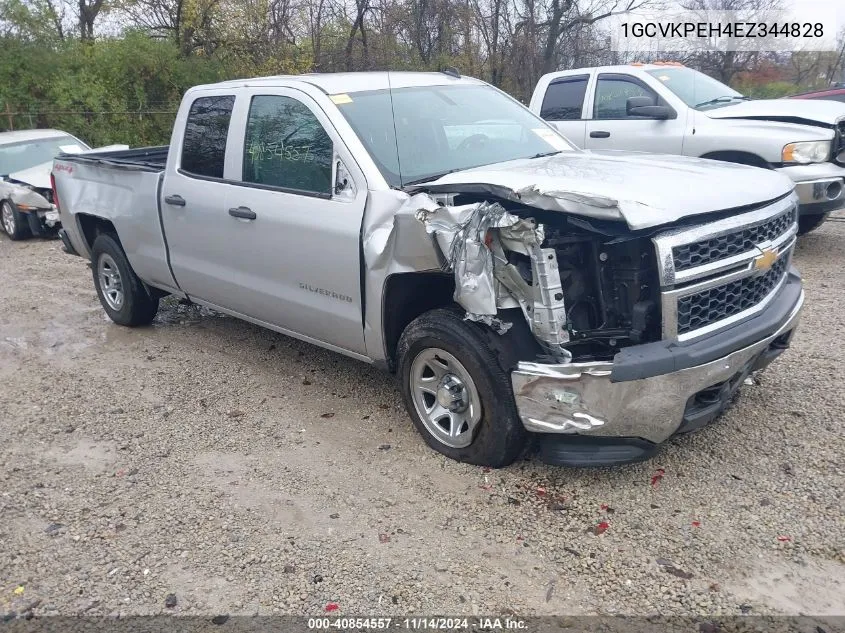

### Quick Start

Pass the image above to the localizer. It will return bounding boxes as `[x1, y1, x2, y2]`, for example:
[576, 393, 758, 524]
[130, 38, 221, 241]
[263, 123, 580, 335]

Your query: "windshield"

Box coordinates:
[646, 67, 747, 111]
[0, 135, 88, 176]
[334, 84, 576, 187]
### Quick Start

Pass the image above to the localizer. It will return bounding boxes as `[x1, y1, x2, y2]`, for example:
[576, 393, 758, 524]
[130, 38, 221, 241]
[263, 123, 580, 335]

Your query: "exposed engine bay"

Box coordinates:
[415, 194, 662, 363]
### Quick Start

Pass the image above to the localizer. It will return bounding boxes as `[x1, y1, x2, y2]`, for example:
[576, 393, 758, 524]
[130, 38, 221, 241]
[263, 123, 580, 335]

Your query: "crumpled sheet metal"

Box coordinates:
[420, 181, 628, 223]
[516, 185, 621, 214]
[516, 184, 661, 226]
[363, 192, 444, 275]
[8, 185, 50, 209]
[416, 201, 530, 317]
[416, 200, 572, 361]
[360, 190, 447, 364]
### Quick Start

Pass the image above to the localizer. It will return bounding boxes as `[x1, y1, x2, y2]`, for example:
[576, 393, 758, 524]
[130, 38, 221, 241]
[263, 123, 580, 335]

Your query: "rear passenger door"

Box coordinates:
[537, 74, 589, 147]
[160, 91, 241, 308]
[584, 73, 685, 154]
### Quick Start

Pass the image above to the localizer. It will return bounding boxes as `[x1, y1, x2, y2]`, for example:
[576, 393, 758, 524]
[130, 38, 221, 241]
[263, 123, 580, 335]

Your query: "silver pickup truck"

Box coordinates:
[529, 64, 845, 235]
[52, 71, 804, 468]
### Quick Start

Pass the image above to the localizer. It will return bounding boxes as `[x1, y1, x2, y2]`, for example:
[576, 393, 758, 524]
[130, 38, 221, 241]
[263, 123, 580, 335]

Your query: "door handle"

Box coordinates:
[590, 131, 611, 139]
[228, 206, 257, 220]
[164, 194, 186, 207]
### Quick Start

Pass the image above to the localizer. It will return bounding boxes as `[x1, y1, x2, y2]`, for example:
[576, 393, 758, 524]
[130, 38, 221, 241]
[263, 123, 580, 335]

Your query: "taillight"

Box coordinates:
[50, 173, 61, 212]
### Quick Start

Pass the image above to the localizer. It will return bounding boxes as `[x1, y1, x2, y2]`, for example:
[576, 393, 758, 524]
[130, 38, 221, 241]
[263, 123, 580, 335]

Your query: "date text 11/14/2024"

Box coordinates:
[308, 618, 528, 630]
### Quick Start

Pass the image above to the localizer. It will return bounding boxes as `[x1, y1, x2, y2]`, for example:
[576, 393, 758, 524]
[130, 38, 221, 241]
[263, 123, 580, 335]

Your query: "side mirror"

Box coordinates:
[626, 96, 672, 119]
[333, 158, 356, 199]
[334, 161, 349, 195]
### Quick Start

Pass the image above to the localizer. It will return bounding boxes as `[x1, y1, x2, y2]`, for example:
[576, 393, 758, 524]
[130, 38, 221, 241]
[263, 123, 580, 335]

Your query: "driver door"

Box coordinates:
[584, 73, 685, 154]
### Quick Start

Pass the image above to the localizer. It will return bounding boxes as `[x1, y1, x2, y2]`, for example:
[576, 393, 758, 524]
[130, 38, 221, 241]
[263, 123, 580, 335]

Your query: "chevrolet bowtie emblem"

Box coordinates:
[754, 248, 778, 272]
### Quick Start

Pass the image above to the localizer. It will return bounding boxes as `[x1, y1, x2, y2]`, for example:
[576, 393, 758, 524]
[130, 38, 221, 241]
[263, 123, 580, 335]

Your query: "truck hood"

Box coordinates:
[412, 151, 794, 230]
[705, 98, 845, 127]
[8, 144, 129, 189]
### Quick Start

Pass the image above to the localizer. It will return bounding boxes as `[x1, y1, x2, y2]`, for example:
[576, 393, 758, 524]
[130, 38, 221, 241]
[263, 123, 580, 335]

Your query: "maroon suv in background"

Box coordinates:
[790, 86, 845, 103]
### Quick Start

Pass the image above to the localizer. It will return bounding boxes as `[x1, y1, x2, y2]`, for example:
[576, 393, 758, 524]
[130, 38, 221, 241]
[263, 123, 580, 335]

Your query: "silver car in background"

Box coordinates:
[0, 129, 91, 240]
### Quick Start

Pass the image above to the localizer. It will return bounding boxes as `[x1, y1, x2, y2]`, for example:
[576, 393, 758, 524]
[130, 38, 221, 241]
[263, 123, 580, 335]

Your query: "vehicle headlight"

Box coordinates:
[782, 141, 830, 164]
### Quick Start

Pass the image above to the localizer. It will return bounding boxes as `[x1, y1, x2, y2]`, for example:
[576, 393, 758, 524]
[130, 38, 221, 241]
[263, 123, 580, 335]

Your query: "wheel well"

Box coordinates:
[700, 151, 770, 169]
[382, 272, 455, 371]
[77, 214, 119, 255]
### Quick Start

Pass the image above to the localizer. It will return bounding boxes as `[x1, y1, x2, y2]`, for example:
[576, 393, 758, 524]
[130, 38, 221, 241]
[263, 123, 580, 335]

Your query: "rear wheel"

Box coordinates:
[1, 200, 31, 241]
[397, 308, 527, 468]
[797, 213, 827, 235]
[91, 233, 159, 326]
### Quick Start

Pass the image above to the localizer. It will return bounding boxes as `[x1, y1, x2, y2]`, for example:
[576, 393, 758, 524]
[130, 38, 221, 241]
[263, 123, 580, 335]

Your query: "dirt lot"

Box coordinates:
[1, 217, 844, 618]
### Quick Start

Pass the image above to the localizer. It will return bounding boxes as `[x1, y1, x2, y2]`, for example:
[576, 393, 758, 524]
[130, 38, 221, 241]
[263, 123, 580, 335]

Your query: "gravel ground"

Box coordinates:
[1, 217, 844, 619]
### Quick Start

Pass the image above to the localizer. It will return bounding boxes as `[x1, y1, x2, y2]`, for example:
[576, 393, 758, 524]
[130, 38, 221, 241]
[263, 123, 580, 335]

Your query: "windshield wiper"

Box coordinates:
[694, 95, 751, 108]
[402, 168, 464, 188]
[529, 150, 562, 159]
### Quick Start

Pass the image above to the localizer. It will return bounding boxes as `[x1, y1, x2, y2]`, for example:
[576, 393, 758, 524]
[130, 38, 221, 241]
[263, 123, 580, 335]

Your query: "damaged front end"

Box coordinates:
[415, 198, 662, 366]
[417, 202, 573, 362]
[2, 179, 59, 231]
[409, 187, 803, 464]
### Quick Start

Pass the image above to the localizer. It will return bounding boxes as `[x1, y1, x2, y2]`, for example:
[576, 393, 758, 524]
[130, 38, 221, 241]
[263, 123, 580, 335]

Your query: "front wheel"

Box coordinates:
[91, 233, 159, 326]
[1, 200, 32, 241]
[397, 308, 527, 468]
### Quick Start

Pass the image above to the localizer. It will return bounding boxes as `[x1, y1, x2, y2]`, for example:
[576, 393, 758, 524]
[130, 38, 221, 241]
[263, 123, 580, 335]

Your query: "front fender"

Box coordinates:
[687, 114, 835, 164]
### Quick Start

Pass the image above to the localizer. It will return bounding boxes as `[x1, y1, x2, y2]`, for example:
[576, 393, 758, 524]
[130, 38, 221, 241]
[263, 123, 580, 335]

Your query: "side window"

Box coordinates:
[242, 95, 333, 195]
[181, 95, 235, 178]
[540, 76, 588, 120]
[594, 77, 657, 119]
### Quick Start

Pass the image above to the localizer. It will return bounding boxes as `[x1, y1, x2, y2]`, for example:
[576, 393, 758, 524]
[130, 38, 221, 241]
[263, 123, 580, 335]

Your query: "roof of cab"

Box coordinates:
[190, 71, 487, 95]
[544, 64, 685, 78]
[0, 129, 76, 145]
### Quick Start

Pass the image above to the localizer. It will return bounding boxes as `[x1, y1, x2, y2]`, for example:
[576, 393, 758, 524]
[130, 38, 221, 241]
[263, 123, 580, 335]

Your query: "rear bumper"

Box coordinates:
[512, 270, 804, 465]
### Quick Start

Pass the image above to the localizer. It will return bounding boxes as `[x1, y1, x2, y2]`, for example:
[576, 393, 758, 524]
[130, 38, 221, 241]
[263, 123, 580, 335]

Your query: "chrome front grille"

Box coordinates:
[677, 255, 788, 334]
[672, 205, 797, 272]
[653, 195, 798, 342]
[835, 119, 845, 165]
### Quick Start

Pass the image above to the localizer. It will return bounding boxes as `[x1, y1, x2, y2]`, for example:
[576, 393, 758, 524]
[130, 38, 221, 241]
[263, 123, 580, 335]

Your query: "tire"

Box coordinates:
[91, 233, 159, 326]
[397, 308, 527, 468]
[1, 200, 32, 241]
[797, 213, 827, 235]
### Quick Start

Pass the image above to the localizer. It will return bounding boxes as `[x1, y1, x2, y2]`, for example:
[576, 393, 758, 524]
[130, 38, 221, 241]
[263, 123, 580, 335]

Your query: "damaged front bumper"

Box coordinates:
[512, 270, 804, 466]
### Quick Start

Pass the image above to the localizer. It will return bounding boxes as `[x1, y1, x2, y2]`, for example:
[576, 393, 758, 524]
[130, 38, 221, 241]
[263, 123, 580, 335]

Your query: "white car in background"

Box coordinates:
[0, 130, 127, 240]
[0, 129, 90, 239]
[529, 64, 845, 235]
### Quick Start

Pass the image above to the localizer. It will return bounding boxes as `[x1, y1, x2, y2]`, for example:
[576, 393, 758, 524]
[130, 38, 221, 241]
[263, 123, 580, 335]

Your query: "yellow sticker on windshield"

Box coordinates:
[532, 128, 570, 152]
[330, 93, 353, 105]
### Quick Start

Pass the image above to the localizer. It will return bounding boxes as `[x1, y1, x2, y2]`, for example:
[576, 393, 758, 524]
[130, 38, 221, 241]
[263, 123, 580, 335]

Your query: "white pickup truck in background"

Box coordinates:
[529, 64, 845, 235]
[52, 71, 804, 468]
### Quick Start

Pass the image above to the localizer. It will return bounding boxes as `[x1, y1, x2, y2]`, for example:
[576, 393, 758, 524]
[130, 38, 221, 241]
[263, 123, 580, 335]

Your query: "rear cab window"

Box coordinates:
[540, 75, 589, 121]
[181, 95, 236, 178]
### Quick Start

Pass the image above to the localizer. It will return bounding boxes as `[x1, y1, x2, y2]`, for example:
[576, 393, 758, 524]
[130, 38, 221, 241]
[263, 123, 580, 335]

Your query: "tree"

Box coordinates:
[681, 0, 782, 84]
[78, 0, 105, 38]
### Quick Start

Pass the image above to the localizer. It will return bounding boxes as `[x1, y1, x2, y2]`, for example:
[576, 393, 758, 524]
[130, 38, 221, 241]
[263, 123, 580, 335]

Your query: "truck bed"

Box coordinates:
[52, 145, 178, 293]
[57, 146, 169, 171]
